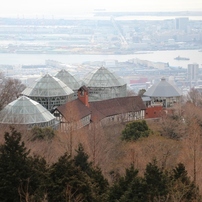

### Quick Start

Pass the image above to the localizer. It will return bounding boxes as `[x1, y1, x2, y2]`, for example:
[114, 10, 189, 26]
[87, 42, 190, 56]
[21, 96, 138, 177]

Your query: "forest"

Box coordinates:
[0, 125, 201, 202]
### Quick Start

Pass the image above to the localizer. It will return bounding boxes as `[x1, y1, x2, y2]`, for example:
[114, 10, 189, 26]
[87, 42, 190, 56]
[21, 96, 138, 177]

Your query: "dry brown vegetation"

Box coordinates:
[1, 102, 202, 194]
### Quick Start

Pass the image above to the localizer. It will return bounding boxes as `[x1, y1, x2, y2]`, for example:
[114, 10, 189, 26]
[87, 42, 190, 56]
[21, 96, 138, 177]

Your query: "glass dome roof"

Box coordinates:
[0, 96, 56, 125]
[22, 74, 74, 97]
[144, 78, 182, 97]
[82, 67, 126, 87]
[55, 69, 80, 90]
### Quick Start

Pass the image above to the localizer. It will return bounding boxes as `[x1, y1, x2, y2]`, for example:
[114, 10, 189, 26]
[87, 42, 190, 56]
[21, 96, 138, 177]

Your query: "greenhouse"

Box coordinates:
[82, 67, 127, 101]
[55, 69, 80, 92]
[0, 96, 58, 129]
[22, 74, 74, 111]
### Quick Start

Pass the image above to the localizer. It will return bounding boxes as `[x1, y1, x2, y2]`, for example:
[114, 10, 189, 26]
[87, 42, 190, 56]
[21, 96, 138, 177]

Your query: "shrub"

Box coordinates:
[121, 120, 150, 141]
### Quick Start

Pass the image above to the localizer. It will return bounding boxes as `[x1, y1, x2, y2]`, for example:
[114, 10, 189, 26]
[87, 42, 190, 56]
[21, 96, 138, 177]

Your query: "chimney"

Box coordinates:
[78, 86, 89, 107]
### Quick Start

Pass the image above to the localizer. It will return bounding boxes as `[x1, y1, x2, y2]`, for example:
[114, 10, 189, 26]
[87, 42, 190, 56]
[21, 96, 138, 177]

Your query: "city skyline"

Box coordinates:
[0, 0, 202, 18]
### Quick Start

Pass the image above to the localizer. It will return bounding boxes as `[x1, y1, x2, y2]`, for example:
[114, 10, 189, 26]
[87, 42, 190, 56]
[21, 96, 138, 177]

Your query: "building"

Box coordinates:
[143, 78, 182, 108]
[54, 86, 91, 132]
[0, 96, 58, 129]
[187, 63, 199, 82]
[175, 17, 189, 31]
[89, 96, 146, 125]
[55, 69, 81, 97]
[21, 73, 74, 111]
[82, 66, 127, 101]
[54, 86, 146, 132]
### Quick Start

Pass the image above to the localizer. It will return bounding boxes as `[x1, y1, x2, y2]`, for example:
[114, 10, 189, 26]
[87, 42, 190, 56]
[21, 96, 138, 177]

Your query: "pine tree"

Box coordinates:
[28, 155, 48, 201]
[0, 127, 30, 201]
[74, 143, 91, 173]
[108, 164, 146, 202]
[47, 152, 93, 202]
[169, 163, 201, 201]
[144, 159, 169, 202]
[74, 143, 109, 201]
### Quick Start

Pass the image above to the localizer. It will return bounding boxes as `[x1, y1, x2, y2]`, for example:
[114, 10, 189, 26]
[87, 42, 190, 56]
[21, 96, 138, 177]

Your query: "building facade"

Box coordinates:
[187, 63, 199, 82]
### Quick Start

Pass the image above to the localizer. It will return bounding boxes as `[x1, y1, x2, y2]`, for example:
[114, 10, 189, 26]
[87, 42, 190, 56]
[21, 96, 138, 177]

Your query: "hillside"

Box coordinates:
[1, 114, 202, 192]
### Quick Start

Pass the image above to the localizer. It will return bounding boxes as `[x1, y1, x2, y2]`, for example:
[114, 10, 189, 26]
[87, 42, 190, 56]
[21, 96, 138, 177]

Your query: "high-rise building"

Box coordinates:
[175, 17, 189, 31]
[187, 63, 199, 81]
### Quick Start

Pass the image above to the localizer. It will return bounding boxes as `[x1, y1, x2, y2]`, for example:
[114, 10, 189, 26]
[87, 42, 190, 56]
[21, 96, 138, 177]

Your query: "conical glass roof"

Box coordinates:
[144, 78, 182, 97]
[55, 69, 80, 90]
[82, 67, 126, 87]
[22, 74, 74, 97]
[0, 96, 56, 124]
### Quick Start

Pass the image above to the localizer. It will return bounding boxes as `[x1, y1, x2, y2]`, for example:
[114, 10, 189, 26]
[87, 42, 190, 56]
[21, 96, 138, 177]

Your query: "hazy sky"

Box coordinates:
[1, 0, 202, 17]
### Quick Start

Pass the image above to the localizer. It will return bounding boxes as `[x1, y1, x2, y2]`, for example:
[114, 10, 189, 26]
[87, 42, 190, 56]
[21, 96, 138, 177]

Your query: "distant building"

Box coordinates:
[175, 17, 189, 31]
[143, 78, 182, 108]
[187, 63, 199, 82]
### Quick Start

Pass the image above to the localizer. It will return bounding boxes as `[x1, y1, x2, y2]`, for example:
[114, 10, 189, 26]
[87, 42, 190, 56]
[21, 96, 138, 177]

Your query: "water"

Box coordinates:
[0, 49, 201, 68]
[115, 16, 202, 21]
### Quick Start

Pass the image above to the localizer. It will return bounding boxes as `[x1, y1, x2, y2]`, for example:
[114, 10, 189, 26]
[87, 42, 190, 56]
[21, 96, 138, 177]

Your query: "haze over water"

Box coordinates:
[0, 50, 201, 69]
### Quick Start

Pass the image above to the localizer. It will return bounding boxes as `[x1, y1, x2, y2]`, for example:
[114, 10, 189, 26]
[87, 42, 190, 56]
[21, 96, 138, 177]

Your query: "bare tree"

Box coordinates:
[183, 114, 202, 184]
[159, 111, 185, 140]
[127, 89, 136, 96]
[138, 88, 146, 96]
[0, 76, 26, 109]
[87, 122, 108, 167]
[186, 88, 202, 107]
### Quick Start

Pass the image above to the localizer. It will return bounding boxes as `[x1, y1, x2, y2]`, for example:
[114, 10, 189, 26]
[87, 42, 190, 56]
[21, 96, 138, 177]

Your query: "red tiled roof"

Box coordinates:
[56, 96, 146, 123]
[57, 99, 91, 122]
[89, 96, 146, 121]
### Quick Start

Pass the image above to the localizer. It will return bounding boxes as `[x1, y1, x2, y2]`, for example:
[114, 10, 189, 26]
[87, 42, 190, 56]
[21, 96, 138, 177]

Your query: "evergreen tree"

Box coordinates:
[121, 120, 150, 141]
[28, 155, 48, 201]
[0, 127, 30, 201]
[108, 164, 146, 202]
[74, 143, 91, 172]
[0, 127, 48, 202]
[74, 143, 109, 201]
[144, 159, 169, 202]
[47, 152, 93, 202]
[169, 163, 201, 201]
